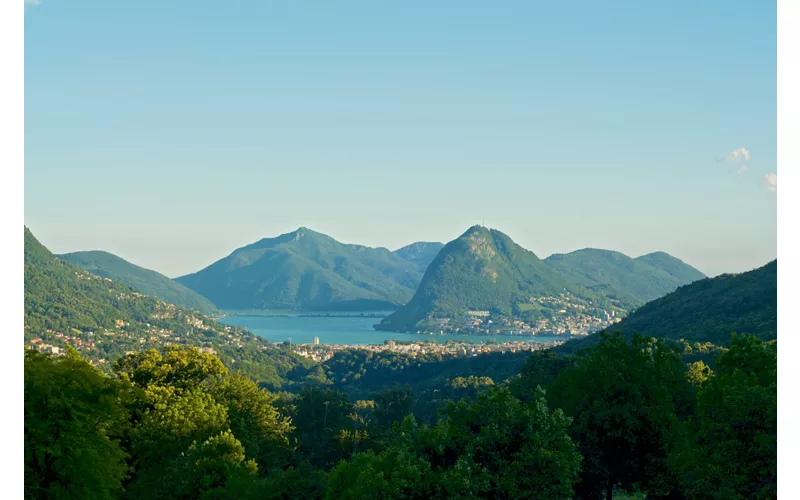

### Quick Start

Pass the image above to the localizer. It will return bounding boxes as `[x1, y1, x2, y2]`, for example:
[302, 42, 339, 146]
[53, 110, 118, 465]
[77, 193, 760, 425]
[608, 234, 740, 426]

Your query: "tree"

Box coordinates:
[161, 430, 258, 499]
[548, 332, 691, 499]
[126, 386, 230, 497]
[671, 334, 777, 499]
[426, 387, 581, 499]
[116, 346, 232, 496]
[212, 374, 293, 472]
[686, 360, 713, 387]
[214, 462, 328, 500]
[327, 388, 581, 499]
[132, 386, 230, 465]
[373, 385, 414, 431]
[24, 350, 131, 500]
[291, 386, 353, 469]
[509, 350, 575, 402]
[325, 447, 432, 500]
[114, 345, 227, 391]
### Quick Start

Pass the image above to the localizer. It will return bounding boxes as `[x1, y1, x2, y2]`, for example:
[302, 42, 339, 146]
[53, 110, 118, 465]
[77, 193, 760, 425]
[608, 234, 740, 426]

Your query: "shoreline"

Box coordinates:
[217, 314, 588, 347]
[219, 311, 391, 319]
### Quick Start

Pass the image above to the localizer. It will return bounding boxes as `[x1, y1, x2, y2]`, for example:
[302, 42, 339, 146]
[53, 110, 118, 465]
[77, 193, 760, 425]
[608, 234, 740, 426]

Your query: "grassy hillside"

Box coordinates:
[176, 228, 423, 311]
[555, 260, 776, 352]
[59, 250, 218, 314]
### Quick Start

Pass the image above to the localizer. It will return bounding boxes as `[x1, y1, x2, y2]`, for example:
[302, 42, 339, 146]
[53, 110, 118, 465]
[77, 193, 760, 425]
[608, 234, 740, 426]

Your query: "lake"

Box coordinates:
[217, 314, 565, 346]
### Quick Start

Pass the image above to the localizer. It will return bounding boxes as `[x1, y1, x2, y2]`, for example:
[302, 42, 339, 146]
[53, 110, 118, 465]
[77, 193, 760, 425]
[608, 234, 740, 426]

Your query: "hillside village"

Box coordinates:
[415, 292, 624, 337]
[25, 301, 264, 370]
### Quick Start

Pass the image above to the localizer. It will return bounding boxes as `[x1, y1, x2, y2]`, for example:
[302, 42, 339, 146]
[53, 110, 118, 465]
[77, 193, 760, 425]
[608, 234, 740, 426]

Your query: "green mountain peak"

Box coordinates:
[377, 226, 571, 331]
[378, 226, 707, 333]
[176, 229, 424, 311]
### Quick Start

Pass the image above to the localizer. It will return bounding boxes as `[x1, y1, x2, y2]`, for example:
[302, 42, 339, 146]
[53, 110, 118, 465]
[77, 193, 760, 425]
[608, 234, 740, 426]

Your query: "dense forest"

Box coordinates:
[25, 331, 776, 499]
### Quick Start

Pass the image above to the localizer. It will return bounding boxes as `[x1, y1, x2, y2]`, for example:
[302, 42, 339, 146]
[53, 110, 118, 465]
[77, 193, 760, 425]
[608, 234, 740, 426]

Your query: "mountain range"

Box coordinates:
[377, 226, 705, 332]
[58, 250, 218, 314]
[39, 225, 706, 321]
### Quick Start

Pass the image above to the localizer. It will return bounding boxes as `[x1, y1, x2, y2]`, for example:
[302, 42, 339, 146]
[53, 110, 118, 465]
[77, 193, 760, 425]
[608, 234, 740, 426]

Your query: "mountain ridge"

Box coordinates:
[59, 250, 218, 314]
[544, 248, 705, 306]
[393, 241, 445, 273]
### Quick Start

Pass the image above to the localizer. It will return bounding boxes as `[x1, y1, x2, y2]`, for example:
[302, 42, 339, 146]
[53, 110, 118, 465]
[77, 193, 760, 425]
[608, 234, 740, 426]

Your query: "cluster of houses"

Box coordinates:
[292, 337, 564, 362]
[421, 293, 625, 337]
[24, 315, 267, 368]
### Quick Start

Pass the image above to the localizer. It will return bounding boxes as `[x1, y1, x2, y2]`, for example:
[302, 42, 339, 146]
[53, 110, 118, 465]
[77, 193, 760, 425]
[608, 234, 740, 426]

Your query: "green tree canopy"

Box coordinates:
[548, 332, 692, 499]
[373, 385, 414, 431]
[24, 350, 131, 500]
[212, 373, 293, 472]
[327, 387, 581, 499]
[290, 386, 354, 470]
[671, 334, 777, 499]
[160, 430, 258, 500]
[114, 346, 227, 391]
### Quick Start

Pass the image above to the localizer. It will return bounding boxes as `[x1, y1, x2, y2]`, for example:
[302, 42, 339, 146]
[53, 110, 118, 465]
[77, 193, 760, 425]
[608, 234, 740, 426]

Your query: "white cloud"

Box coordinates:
[734, 164, 750, 175]
[763, 173, 777, 194]
[726, 147, 751, 162]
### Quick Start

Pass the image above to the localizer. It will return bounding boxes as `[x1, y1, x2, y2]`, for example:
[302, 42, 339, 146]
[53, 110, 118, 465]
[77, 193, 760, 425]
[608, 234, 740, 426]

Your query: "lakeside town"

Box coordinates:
[25, 317, 568, 369]
[408, 292, 625, 337]
[24, 283, 586, 368]
[292, 337, 565, 363]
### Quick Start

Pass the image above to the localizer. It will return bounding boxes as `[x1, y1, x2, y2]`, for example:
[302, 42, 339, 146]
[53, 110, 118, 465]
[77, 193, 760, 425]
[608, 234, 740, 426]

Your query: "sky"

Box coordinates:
[24, 0, 776, 278]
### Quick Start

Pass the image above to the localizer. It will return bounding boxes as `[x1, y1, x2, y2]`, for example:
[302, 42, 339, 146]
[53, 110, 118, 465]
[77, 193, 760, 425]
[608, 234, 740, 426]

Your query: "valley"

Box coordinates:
[22, 224, 779, 500]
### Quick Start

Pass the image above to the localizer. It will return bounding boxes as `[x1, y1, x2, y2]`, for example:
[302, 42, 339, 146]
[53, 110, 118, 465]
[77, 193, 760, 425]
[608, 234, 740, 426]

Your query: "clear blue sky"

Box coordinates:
[24, 0, 776, 278]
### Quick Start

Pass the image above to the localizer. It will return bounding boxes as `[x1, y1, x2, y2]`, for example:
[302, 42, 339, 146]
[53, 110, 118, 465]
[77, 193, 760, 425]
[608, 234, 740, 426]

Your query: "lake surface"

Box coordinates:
[217, 314, 565, 346]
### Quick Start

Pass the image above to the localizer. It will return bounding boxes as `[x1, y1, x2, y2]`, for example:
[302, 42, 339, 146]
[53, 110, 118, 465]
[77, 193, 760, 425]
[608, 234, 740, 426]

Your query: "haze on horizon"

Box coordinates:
[24, 0, 776, 279]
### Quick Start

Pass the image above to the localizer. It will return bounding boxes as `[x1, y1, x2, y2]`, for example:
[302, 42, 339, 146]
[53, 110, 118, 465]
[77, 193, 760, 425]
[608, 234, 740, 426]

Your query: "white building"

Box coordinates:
[40, 345, 62, 356]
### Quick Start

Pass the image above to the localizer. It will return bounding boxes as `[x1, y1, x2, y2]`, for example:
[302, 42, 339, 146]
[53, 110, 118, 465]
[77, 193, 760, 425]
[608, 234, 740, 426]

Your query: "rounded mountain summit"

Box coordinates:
[376, 225, 705, 332]
[174, 228, 443, 312]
